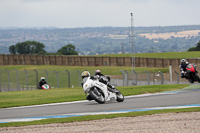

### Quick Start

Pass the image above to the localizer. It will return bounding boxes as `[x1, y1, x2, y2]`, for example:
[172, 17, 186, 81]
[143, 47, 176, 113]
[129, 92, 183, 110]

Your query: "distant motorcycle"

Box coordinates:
[183, 63, 200, 83]
[82, 77, 124, 104]
[41, 84, 50, 89]
[38, 84, 51, 89]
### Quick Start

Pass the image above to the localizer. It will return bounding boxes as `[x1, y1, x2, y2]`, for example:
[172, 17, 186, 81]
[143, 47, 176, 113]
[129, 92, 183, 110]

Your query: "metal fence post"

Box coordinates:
[14, 69, 19, 91]
[174, 71, 180, 84]
[5, 69, 10, 91]
[34, 69, 38, 89]
[132, 70, 137, 86]
[66, 70, 70, 88]
[124, 70, 129, 86]
[24, 69, 28, 90]
[77, 70, 81, 87]
[158, 71, 164, 84]
[44, 69, 48, 83]
[120, 69, 125, 86]
[145, 70, 150, 85]
[153, 72, 156, 85]
[54, 70, 59, 88]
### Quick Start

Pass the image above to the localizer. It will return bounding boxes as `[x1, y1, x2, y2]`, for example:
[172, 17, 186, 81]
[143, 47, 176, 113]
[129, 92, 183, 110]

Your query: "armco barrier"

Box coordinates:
[0, 54, 199, 68]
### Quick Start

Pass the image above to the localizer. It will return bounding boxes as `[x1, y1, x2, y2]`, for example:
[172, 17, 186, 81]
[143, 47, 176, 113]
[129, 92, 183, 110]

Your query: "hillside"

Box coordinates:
[0, 25, 200, 55]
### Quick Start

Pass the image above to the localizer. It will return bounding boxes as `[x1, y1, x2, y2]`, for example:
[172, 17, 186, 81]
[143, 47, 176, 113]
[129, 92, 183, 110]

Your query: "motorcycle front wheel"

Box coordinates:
[116, 91, 124, 102]
[89, 88, 105, 104]
[194, 73, 200, 83]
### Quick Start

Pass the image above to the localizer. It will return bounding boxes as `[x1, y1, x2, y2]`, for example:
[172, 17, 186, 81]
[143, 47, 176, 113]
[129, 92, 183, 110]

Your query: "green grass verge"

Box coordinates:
[0, 107, 199, 127]
[0, 84, 189, 109]
[100, 51, 200, 59]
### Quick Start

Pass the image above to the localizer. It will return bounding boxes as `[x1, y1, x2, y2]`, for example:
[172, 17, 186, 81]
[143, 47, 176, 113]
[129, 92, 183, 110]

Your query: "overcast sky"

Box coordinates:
[0, 0, 199, 28]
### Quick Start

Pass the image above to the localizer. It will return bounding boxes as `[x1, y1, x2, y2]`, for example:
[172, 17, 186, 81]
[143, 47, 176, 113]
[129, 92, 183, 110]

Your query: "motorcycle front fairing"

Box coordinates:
[42, 84, 50, 89]
[186, 64, 196, 73]
[82, 77, 110, 101]
[82, 77, 94, 93]
[94, 81, 117, 101]
[93, 81, 109, 101]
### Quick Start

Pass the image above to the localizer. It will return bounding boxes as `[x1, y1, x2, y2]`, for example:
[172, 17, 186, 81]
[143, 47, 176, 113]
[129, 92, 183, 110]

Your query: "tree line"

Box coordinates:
[8, 40, 200, 56]
[188, 41, 200, 51]
[9, 41, 78, 55]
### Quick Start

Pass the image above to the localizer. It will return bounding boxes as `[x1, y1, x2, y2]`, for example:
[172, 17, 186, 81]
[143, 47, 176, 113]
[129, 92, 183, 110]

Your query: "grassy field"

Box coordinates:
[100, 51, 200, 59]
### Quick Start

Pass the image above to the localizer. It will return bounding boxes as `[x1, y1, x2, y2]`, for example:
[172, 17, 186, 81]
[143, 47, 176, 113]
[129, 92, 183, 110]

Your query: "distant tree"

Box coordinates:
[9, 45, 16, 54]
[57, 44, 78, 55]
[188, 41, 200, 51]
[14, 41, 46, 54]
[15, 42, 30, 54]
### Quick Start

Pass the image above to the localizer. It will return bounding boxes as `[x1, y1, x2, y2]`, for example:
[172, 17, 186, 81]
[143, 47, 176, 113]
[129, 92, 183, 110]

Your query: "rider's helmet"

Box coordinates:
[81, 71, 90, 79]
[95, 70, 101, 75]
[181, 59, 188, 66]
[41, 77, 45, 81]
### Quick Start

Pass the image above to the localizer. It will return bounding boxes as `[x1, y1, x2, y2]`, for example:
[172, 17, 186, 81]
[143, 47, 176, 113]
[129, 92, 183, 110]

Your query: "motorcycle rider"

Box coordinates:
[92, 69, 118, 93]
[179, 59, 189, 78]
[81, 70, 118, 101]
[38, 77, 48, 89]
[179, 59, 198, 79]
[81, 71, 93, 101]
[81, 71, 90, 84]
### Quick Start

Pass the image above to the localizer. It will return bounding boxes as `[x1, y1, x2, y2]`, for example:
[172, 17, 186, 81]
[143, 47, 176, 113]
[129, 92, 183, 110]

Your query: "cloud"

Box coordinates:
[0, 0, 199, 28]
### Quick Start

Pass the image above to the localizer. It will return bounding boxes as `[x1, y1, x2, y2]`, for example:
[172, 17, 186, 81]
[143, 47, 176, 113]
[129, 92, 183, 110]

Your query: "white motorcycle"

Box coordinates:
[82, 77, 124, 104]
[41, 84, 50, 89]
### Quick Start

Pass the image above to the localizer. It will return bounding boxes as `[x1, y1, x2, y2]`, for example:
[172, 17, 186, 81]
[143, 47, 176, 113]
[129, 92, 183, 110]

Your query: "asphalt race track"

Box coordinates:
[0, 85, 200, 123]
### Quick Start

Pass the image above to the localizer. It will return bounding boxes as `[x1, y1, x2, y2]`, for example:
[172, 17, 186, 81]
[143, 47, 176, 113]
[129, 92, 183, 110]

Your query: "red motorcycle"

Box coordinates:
[185, 64, 200, 83]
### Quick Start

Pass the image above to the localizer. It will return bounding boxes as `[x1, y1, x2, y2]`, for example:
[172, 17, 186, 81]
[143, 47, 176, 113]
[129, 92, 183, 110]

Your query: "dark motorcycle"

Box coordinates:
[184, 64, 200, 83]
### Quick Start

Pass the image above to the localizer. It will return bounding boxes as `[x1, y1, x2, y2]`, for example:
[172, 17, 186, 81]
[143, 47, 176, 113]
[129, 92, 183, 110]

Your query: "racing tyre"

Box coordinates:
[89, 88, 105, 104]
[188, 79, 194, 83]
[194, 73, 200, 83]
[116, 91, 124, 102]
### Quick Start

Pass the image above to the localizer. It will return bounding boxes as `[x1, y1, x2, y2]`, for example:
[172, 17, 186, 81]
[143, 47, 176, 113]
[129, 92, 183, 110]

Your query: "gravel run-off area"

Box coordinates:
[0, 112, 200, 133]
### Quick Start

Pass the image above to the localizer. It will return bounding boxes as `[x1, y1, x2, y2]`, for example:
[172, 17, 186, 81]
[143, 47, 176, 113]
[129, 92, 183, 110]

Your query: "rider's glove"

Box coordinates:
[181, 73, 185, 78]
[111, 85, 115, 89]
[90, 76, 94, 79]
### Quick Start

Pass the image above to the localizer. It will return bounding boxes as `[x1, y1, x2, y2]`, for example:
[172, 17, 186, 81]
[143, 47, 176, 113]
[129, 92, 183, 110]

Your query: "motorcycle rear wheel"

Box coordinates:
[89, 88, 105, 104]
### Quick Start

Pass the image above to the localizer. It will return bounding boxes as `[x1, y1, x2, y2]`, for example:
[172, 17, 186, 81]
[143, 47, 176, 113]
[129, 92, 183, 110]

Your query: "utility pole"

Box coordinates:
[130, 13, 135, 71]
